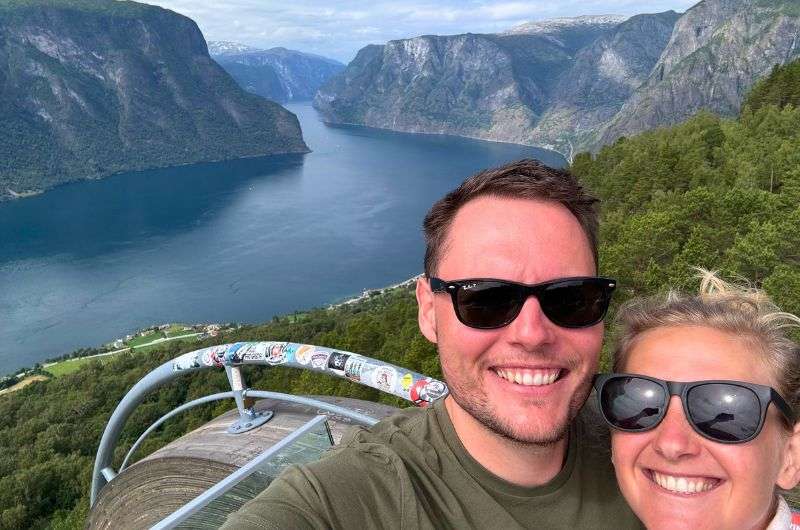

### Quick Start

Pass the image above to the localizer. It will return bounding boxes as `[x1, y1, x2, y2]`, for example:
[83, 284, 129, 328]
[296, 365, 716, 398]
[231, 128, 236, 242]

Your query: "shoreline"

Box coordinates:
[329, 274, 422, 308]
[2, 275, 421, 380]
[0, 149, 310, 203]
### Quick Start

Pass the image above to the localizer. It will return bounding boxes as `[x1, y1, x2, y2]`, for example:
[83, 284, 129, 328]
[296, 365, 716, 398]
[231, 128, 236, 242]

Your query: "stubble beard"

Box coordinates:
[443, 359, 593, 447]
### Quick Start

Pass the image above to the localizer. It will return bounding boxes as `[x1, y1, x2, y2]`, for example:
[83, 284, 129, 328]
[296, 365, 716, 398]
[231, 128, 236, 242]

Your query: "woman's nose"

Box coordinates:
[652, 396, 703, 461]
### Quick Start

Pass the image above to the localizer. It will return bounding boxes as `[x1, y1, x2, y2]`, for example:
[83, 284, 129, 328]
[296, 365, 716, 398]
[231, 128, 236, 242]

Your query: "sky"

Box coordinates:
[143, 0, 700, 64]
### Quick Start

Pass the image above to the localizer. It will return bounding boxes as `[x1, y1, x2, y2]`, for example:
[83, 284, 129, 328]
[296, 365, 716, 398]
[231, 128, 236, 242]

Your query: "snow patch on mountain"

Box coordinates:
[506, 15, 629, 35]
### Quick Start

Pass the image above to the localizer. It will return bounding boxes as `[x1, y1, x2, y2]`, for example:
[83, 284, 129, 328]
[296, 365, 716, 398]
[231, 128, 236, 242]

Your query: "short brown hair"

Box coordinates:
[422, 159, 600, 277]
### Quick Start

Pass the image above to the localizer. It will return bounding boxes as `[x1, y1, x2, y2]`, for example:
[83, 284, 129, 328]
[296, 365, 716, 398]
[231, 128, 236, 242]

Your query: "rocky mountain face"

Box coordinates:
[314, 18, 638, 153]
[596, 0, 800, 147]
[209, 41, 344, 103]
[315, 1, 800, 157]
[314, 14, 675, 156]
[0, 0, 308, 201]
[530, 11, 680, 157]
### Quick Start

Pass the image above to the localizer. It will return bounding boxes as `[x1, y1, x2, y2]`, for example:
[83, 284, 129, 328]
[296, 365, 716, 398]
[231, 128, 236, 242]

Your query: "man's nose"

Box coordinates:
[504, 295, 557, 348]
[652, 396, 703, 461]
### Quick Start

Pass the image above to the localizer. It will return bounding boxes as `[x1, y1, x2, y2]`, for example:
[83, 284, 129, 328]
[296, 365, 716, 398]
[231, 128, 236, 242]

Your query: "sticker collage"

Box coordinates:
[172, 341, 448, 407]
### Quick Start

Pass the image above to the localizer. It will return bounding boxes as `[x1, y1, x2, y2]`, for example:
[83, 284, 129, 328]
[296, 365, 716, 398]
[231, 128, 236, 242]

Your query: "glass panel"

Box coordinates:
[157, 415, 333, 529]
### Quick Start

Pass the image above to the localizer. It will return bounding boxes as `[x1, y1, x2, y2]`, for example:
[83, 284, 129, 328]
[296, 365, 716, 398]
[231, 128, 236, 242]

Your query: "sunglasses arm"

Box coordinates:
[771, 388, 797, 426]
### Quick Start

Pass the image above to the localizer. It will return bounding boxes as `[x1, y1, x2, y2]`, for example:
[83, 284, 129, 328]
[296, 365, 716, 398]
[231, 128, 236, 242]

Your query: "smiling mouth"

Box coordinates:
[646, 469, 722, 495]
[492, 367, 563, 387]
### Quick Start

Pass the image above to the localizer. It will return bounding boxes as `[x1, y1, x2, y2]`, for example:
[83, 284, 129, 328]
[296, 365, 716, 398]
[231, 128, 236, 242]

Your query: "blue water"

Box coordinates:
[0, 103, 565, 375]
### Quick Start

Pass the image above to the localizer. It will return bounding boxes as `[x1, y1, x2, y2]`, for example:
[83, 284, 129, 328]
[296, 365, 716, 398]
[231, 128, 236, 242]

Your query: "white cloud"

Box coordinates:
[142, 0, 699, 63]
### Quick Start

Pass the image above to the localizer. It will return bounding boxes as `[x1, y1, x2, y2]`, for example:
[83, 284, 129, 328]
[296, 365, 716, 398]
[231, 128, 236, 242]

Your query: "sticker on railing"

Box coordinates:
[171, 342, 448, 406]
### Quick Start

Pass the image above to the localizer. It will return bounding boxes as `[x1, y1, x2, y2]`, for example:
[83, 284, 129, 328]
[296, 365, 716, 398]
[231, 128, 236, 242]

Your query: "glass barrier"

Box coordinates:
[152, 415, 333, 529]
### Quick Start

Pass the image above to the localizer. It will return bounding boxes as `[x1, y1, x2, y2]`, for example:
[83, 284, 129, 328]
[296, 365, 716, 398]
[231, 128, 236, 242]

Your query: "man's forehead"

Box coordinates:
[445, 196, 582, 245]
[437, 196, 594, 278]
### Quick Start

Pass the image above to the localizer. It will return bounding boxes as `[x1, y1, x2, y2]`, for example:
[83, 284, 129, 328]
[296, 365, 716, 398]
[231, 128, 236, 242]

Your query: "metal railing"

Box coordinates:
[90, 341, 448, 506]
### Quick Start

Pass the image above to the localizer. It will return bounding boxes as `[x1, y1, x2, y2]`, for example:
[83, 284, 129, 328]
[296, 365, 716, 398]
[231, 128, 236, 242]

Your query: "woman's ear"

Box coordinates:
[776, 423, 800, 490]
[416, 276, 438, 344]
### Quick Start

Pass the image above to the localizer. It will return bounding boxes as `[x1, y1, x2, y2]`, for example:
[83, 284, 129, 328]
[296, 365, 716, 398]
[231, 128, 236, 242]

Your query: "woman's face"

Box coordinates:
[611, 325, 800, 530]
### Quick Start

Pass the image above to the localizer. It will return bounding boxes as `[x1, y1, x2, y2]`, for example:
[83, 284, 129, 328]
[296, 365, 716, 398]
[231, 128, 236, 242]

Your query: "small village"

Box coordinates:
[0, 322, 234, 396]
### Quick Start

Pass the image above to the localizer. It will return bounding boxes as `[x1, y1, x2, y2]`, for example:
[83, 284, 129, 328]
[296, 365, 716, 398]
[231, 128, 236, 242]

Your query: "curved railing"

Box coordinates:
[89, 341, 448, 506]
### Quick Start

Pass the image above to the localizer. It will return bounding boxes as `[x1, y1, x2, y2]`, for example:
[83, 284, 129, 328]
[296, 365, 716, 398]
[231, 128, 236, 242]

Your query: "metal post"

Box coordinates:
[225, 365, 272, 434]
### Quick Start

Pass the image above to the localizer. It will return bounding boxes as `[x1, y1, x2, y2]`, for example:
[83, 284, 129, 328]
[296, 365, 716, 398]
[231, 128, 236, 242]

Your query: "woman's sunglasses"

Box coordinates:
[428, 276, 616, 329]
[594, 373, 796, 444]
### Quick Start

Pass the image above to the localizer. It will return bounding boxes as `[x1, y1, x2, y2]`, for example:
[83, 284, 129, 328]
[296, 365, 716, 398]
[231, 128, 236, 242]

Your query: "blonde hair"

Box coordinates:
[613, 269, 800, 411]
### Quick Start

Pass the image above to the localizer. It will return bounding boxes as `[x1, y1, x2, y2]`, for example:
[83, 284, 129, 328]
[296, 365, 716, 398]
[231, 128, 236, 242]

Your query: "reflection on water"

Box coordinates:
[0, 155, 306, 262]
[0, 102, 565, 374]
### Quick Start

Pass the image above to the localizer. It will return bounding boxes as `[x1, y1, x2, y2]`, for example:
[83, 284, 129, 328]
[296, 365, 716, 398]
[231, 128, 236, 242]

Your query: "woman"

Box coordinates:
[594, 271, 800, 529]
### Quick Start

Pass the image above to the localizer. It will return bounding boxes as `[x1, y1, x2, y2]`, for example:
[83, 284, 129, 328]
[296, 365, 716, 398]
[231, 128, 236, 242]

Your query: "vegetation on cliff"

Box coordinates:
[742, 58, 800, 113]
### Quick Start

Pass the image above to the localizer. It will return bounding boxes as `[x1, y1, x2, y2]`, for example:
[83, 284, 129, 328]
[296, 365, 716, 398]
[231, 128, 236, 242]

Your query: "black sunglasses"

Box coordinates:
[594, 373, 796, 444]
[429, 276, 616, 329]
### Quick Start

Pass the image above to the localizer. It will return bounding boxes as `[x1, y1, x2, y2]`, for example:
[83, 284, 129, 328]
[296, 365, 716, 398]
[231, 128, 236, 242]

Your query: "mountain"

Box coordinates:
[315, 1, 800, 157]
[209, 41, 345, 103]
[596, 0, 800, 147]
[313, 14, 677, 156]
[0, 0, 308, 201]
[527, 11, 680, 157]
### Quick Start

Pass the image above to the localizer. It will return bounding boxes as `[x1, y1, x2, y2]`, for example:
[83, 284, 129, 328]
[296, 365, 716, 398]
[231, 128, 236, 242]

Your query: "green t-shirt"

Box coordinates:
[223, 398, 643, 529]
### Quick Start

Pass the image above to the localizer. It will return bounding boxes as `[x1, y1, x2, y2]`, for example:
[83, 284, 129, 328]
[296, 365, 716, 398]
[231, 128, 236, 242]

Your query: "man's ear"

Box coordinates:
[777, 422, 800, 490]
[416, 276, 438, 344]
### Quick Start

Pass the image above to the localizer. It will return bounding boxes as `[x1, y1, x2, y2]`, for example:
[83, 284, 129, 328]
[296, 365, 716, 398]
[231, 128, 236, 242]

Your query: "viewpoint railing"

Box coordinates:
[90, 341, 449, 506]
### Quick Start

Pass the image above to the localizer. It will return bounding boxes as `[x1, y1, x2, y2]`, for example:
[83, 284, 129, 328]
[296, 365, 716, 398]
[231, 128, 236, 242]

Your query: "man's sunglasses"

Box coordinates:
[428, 276, 616, 329]
[593, 373, 796, 444]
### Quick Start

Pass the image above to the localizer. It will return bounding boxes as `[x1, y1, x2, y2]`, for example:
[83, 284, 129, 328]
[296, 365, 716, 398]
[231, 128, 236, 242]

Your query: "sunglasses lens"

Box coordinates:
[601, 376, 666, 430]
[687, 384, 761, 442]
[540, 279, 611, 328]
[455, 281, 523, 329]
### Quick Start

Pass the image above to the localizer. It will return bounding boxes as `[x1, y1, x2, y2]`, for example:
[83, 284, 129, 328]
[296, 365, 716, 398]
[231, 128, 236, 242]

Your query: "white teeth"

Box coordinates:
[651, 471, 717, 494]
[494, 368, 561, 386]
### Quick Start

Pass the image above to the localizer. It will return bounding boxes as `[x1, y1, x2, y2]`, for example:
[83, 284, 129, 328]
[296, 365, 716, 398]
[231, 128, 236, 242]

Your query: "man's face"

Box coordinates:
[417, 196, 603, 444]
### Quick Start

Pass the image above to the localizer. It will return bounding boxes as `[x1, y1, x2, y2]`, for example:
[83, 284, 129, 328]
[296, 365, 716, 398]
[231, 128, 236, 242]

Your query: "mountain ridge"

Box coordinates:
[209, 41, 344, 103]
[314, 1, 800, 157]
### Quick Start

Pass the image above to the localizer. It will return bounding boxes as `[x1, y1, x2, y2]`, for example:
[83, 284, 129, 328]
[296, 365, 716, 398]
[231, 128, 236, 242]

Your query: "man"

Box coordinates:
[224, 160, 642, 529]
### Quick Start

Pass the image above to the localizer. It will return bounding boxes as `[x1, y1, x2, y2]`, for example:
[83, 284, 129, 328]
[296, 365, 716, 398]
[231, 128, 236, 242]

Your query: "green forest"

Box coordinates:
[2, 60, 800, 529]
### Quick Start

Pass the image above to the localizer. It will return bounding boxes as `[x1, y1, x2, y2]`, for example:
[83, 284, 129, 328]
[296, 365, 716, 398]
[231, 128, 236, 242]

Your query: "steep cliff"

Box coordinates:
[314, 17, 637, 151]
[316, 34, 537, 146]
[0, 0, 308, 200]
[596, 0, 800, 147]
[530, 12, 680, 157]
[209, 41, 344, 103]
[313, 15, 676, 155]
